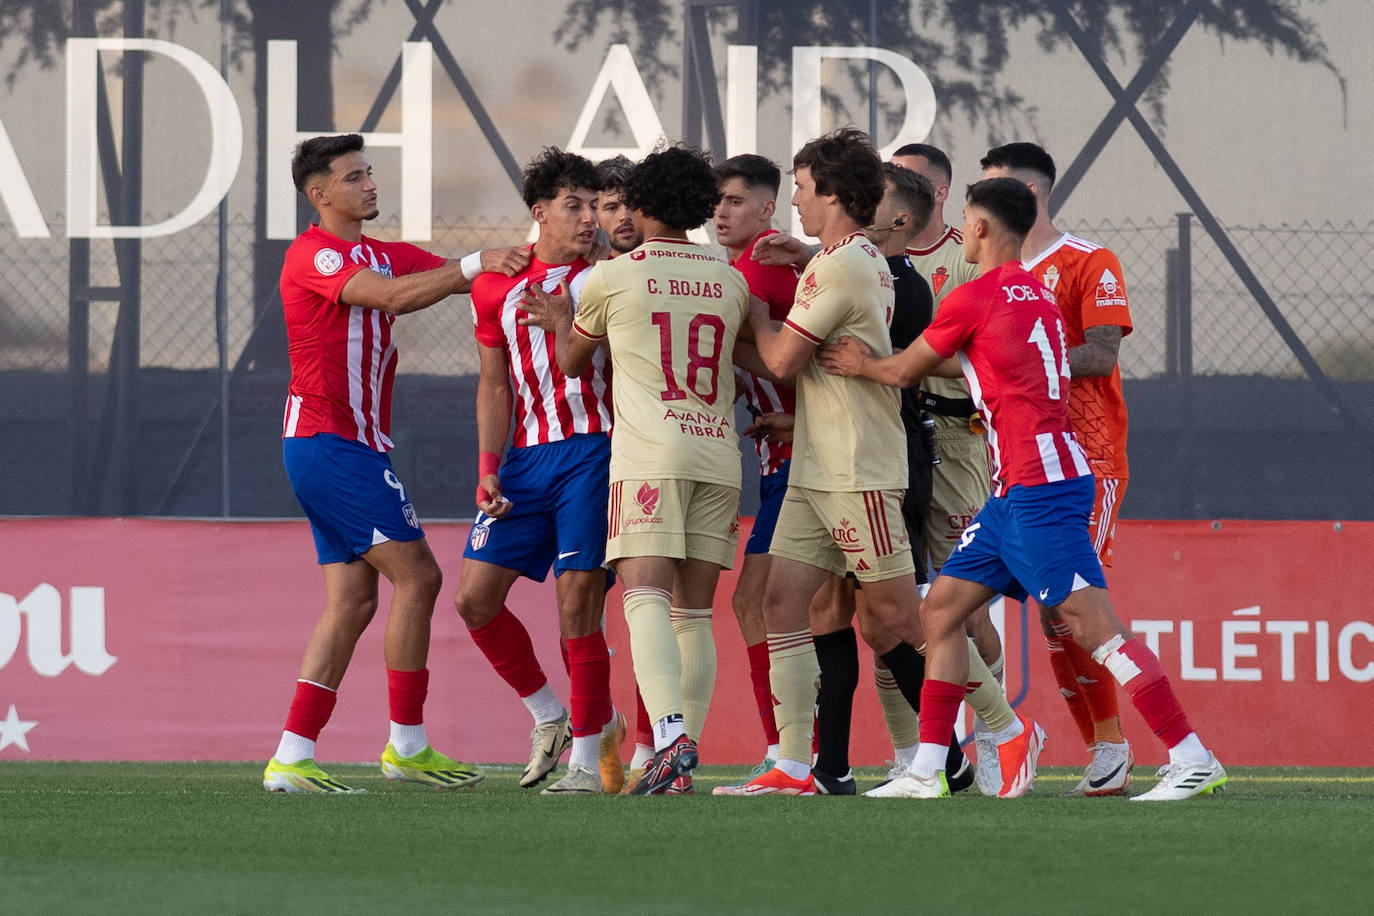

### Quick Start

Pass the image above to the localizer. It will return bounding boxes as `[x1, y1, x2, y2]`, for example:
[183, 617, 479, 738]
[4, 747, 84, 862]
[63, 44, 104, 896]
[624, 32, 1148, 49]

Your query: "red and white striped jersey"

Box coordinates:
[922, 262, 1092, 496]
[470, 253, 612, 448]
[730, 230, 800, 475]
[280, 224, 445, 452]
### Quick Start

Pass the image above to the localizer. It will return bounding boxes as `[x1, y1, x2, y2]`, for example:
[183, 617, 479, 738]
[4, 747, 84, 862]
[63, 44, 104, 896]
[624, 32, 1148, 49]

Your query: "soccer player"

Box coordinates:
[981, 141, 1136, 796]
[821, 177, 1226, 801]
[711, 153, 801, 778]
[452, 147, 622, 796]
[264, 133, 526, 794]
[594, 155, 641, 256]
[891, 142, 1003, 795]
[520, 145, 751, 795]
[715, 129, 1032, 798]
[805, 163, 973, 796]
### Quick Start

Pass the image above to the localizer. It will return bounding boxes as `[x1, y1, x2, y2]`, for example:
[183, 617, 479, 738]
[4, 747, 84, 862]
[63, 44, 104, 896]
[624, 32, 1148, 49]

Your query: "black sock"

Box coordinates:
[812, 627, 859, 776]
[879, 640, 926, 713]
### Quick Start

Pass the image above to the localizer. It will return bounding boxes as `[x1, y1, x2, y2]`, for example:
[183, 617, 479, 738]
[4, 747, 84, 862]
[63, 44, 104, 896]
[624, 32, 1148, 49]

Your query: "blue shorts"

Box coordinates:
[745, 460, 791, 555]
[284, 433, 425, 565]
[939, 475, 1106, 606]
[463, 434, 611, 581]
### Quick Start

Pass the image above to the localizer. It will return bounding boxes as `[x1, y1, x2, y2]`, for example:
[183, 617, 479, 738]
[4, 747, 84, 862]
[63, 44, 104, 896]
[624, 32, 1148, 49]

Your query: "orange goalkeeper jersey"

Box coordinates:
[1023, 232, 1133, 479]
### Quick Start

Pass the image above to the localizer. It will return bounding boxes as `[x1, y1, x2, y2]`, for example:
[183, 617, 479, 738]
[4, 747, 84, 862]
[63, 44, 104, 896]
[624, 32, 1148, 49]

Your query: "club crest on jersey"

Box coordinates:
[635, 482, 660, 516]
[630, 249, 647, 261]
[314, 248, 344, 276]
[931, 266, 949, 295]
[1042, 265, 1060, 291]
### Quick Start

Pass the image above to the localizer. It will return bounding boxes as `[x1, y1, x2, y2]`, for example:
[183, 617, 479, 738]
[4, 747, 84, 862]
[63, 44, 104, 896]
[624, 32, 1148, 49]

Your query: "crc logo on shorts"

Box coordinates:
[832, 518, 860, 551]
[635, 482, 660, 516]
[314, 248, 344, 276]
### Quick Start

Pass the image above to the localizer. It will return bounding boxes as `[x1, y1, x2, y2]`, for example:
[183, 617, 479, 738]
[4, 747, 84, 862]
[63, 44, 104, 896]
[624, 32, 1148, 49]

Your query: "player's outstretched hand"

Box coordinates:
[481, 246, 531, 277]
[743, 411, 795, 445]
[517, 280, 573, 333]
[751, 232, 814, 267]
[817, 335, 871, 377]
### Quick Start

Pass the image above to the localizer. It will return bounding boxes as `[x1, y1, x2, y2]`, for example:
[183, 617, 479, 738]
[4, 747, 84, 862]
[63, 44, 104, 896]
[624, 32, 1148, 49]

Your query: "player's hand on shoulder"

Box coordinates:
[517, 280, 573, 333]
[751, 233, 814, 267]
[481, 246, 531, 277]
[817, 335, 870, 377]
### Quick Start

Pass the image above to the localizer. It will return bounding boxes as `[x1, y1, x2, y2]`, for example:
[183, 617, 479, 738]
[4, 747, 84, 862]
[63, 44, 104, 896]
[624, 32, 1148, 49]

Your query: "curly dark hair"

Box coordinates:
[623, 145, 720, 231]
[521, 147, 600, 208]
[291, 133, 364, 193]
[792, 128, 884, 226]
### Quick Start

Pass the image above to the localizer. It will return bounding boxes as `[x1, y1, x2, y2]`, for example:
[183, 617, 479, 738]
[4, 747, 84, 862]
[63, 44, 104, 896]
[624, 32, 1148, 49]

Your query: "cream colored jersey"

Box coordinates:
[573, 237, 750, 488]
[783, 231, 904, 492]
[907, 225, 982, 421]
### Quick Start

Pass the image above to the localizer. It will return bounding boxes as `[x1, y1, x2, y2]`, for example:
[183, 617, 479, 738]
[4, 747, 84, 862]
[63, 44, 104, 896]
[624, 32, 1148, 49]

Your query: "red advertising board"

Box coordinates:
[2, 518, 1370, 766]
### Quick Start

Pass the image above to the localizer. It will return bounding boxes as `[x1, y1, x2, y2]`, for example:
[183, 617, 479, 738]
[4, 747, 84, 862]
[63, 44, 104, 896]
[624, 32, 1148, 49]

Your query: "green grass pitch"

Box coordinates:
[2, 762, 1371, 914]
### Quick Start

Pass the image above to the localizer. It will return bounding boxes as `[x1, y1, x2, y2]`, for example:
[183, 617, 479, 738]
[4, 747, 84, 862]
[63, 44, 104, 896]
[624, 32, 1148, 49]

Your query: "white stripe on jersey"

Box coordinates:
[283, 394, 302, 437]
[348, 305, 367, 443]
[1064, 431, 1091, 477]
[960, 351, 1004, 492]
[1037, 432, 1065, 482]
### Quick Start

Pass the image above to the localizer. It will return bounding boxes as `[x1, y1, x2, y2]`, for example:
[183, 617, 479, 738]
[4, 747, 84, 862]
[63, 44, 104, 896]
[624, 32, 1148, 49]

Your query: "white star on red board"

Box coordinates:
[0, 704, 37, 752]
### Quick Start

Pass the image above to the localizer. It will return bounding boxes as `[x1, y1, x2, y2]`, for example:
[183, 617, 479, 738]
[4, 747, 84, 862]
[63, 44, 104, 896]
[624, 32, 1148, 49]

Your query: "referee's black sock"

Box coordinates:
[880, 640, 971, 785]
[878, 640, 926, 712]
[812, 627, 859, 777]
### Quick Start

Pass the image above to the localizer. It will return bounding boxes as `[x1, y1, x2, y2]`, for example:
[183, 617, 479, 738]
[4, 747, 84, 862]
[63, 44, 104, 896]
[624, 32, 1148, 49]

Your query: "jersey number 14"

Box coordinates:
[1027, 316, 1071, 400]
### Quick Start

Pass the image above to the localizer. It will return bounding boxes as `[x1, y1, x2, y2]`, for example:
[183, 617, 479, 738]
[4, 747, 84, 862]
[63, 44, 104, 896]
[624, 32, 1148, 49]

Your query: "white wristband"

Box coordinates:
[460, 251, 483, 280]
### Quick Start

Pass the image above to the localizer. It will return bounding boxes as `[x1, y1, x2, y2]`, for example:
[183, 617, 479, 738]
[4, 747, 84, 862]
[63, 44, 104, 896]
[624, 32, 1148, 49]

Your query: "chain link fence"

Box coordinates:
[4, 217, 1370, 382]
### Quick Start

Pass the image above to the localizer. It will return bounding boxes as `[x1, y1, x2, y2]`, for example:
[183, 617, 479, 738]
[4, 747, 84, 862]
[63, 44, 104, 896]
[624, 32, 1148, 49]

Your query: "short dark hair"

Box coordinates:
[712, 153, 781, 196]
[892, 142, 952, 187]
[792, 128, 884, 226]
[521, 147, 600, 209]
[882, 163, 935, 232]
[595, 155, 634, 195]
[291, 133, 364, 194]
[980, 142, 1057, 192]
[624, 145, 720, 231]
[965, 177, 1037, 239]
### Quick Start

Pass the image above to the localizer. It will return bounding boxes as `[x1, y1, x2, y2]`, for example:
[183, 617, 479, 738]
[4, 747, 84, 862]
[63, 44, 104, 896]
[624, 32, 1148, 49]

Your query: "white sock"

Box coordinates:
[569, 734, 599, 771]
[990, 717, 1025, 745]
[653, 715, 686, 752]
[775, 757, 810, 781]
[766, 742, 781, 761]
[1168, 732, 1209, 766]
[522, 684, 565, 725]
[911, 741, 946, 779]
[389, 722, 428, 758]
[630, 743, 654, 769]
[274, 731, 315, 765]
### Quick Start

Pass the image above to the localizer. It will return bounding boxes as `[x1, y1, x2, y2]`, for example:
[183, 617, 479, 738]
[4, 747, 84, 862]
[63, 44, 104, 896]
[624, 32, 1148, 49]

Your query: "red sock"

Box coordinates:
[746, 641, 780, 745]
[1106, 638, 1194, 748]
[559, 637, 571, 675]
[468, 607, 548, 697]
[284, 680, 337, 741]
[635, 690, 653, 747]
[566, 631, 612, 738]
[386, 668, 428, 725]
[1047, 630, 1095, 747]
[1061, 631, 1123, 743]
[917, 679, 965, 747]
